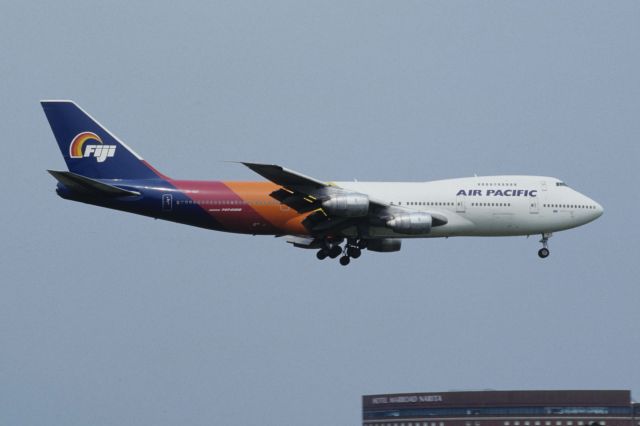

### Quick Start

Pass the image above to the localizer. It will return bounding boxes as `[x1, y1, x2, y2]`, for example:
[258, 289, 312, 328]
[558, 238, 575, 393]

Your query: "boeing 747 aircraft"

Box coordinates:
[43, 101, 603, 265]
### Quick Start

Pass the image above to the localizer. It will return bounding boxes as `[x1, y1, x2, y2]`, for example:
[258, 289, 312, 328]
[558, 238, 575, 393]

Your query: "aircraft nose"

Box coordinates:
[594, 201, 604, 218]
[586, 196, 603, 220]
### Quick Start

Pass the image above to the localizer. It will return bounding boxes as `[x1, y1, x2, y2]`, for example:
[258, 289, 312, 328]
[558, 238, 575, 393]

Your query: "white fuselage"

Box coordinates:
[336, 176, 603, 238]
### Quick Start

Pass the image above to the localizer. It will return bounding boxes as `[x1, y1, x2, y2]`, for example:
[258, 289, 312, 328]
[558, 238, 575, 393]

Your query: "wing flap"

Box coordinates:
[270, 188, 321, 213]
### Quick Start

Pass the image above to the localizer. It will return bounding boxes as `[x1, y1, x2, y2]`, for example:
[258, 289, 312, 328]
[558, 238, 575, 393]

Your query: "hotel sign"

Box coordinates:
[372, 395, 443, 404]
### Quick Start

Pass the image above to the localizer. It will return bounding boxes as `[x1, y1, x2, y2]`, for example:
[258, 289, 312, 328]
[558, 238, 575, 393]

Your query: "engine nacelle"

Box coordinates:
[367, 238, 402, 252]
[386, 213, 432, 235]
[322, 194, 369, 217]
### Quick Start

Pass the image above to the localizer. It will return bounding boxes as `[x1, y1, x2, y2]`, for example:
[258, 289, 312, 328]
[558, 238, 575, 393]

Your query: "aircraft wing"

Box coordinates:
[241, 162, 447, 236]
[242, 163, 326, 190]
[242, 162, 388, 207]
[242, 162, 328, 214]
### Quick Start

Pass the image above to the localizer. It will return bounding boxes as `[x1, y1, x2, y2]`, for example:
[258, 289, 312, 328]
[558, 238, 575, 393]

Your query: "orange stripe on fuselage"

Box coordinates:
[222, 181, 310, 235]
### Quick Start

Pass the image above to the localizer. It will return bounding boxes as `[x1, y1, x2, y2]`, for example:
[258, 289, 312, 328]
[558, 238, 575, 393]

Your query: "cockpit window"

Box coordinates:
[556, 182, 568, 187]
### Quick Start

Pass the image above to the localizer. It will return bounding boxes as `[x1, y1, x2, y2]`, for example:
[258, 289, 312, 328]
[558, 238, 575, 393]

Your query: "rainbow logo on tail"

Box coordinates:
[69, 132, 116, 163]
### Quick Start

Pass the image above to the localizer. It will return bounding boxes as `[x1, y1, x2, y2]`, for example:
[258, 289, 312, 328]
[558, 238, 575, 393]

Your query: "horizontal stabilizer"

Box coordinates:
[48, 170, 140, 197]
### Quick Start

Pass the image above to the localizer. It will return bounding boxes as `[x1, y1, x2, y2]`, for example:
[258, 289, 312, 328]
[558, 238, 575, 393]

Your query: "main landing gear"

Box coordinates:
[538, 232, 552, 259]
[316, 244, 342, 260]
[316, 239, 366, 266]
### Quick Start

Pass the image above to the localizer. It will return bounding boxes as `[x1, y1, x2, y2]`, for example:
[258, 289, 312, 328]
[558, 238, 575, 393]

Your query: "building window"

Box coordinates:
[557, 422, 562, 426]
[505, 422, 510, 426]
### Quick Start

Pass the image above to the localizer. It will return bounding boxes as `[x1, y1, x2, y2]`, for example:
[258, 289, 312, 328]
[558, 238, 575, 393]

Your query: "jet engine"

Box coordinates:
[322, 194, 369, 217]
[386, 212, 432, 235]
[367, 238, 402, 252]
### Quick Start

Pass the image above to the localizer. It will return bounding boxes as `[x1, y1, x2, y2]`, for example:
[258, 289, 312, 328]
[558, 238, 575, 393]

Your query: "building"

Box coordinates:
[363, 390, 639, 426]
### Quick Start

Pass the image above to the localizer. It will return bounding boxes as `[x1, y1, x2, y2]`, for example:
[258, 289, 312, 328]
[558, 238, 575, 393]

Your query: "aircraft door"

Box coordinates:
[529, 196, 539, 214]
[456, 196, 466, 213]
[162, 194, 173, 212]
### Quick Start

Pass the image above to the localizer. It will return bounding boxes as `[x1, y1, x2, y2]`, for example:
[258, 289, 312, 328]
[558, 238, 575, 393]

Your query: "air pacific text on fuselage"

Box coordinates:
[456, 189, 538, 197]
[83, 145, 116, 162]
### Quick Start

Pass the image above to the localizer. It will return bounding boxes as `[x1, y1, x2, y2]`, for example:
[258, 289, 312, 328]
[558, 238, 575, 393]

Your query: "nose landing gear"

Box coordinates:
[538, 233, 552, 258]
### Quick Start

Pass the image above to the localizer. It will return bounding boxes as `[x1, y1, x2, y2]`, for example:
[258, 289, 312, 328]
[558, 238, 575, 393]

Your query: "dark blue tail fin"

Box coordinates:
[41, 100, 164, 179]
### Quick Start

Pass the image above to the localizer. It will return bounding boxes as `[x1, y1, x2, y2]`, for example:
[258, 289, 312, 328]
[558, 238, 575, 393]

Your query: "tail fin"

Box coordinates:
[41, 100, 165, 179]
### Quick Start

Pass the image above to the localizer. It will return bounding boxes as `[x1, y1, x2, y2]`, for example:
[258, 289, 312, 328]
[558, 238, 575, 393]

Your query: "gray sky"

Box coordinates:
[1, 1, 639, 425]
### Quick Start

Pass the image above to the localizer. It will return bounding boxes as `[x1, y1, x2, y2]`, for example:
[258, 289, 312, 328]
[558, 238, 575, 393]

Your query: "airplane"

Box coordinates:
[42, 100, 604, 266]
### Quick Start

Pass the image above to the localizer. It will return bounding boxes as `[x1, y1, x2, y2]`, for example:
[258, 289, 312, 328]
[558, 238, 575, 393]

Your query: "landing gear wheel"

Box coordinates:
[328, 245, 342, 259]
[339, 255, 351, 266]
[347, 247, 361, 259]
[316, 249, 328, 260]
[538, 232, 552, 259]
